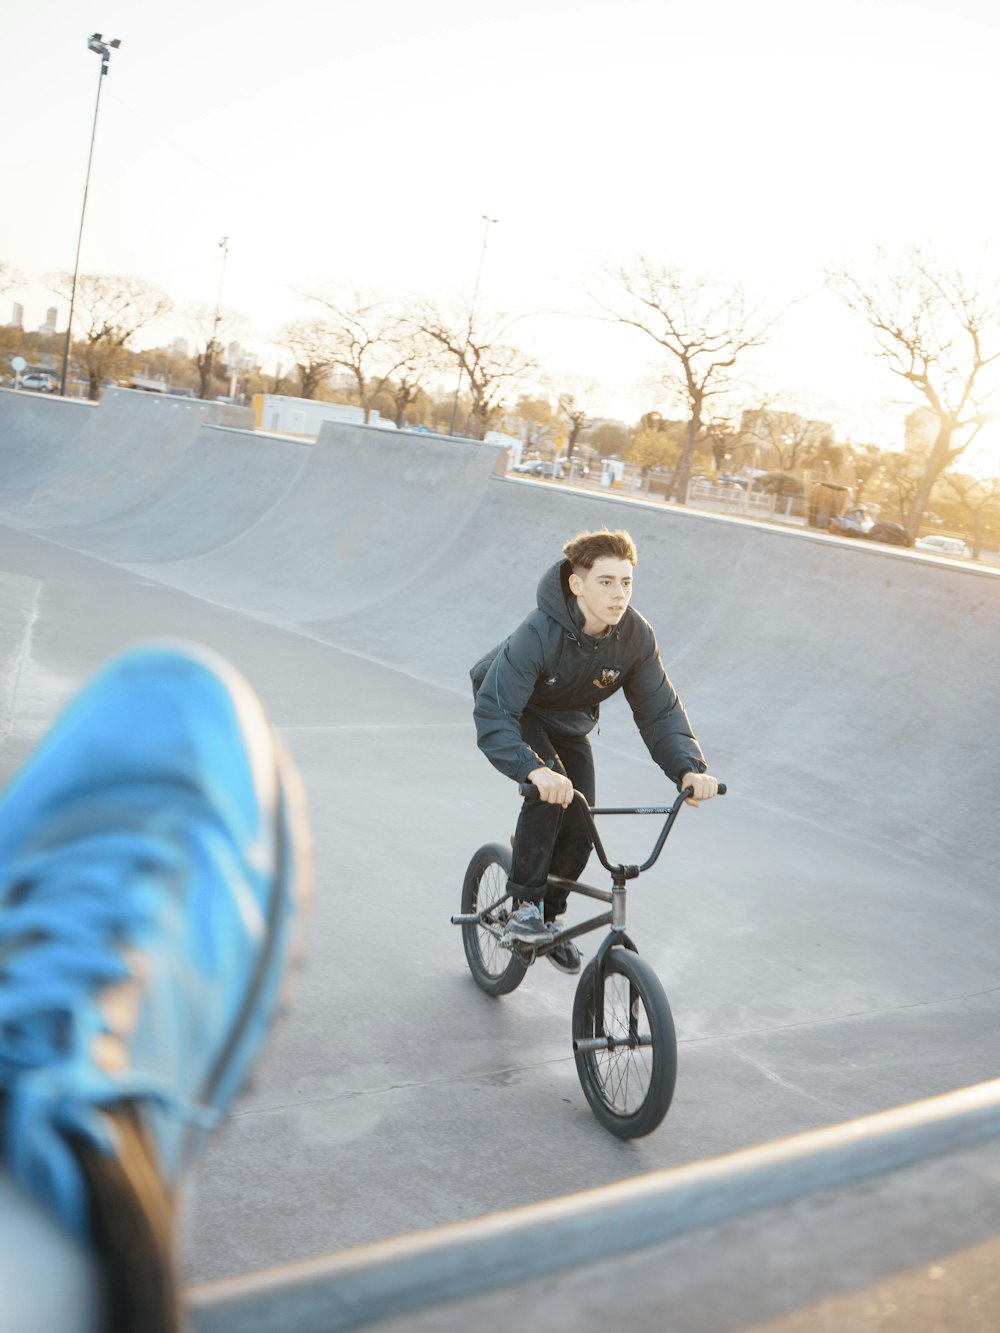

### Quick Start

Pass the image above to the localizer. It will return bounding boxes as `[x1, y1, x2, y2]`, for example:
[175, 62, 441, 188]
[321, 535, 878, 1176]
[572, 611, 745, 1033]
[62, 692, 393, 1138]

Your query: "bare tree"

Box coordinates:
[0, 261, 23, 296]
[417, 296, 536, 440]
[48, 273, 172, 399]
[276, 317, 336, 399]
[739, 403, 834, 472]
[187, 302, 246, 400]
[386, 367, 424, 429]
[829, 244, 1000, 540]
[941, 471, 1000, 558]
[700, 415, 742, 472]
[847, 443, 887, 505]
[381, 320, 437, 428]
[878, 446, 929, 525]
[557, 381, 601, 460]
[296, 285, 412, 423]
[592, 256, 778, 501]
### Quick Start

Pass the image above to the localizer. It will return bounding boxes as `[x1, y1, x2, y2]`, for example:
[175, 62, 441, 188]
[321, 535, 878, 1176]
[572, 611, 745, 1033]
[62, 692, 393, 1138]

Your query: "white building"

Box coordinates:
[252, 394, 382, 436]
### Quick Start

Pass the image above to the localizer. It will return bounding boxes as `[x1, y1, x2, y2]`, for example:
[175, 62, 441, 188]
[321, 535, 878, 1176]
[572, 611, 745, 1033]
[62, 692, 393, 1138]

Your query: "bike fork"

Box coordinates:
[573, 880, 641, 1052]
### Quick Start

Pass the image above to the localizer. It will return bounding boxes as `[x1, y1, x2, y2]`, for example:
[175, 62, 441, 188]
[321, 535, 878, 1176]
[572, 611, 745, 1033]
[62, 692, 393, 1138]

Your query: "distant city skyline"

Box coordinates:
[7, 301, 58, 334]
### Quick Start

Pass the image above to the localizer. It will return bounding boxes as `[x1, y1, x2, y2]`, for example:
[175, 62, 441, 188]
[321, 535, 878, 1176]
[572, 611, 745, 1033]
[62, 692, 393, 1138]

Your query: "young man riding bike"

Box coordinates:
[471, 528, 719, 974]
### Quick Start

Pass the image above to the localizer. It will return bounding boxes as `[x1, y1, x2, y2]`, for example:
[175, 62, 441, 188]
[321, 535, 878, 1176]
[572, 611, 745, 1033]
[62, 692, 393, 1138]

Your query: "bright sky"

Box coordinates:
[2, 0, 999, 458]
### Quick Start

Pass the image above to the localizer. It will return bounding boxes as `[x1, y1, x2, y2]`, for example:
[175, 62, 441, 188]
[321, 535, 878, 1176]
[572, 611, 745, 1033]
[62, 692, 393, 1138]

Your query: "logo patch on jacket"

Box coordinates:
[593, 668, 621, 689]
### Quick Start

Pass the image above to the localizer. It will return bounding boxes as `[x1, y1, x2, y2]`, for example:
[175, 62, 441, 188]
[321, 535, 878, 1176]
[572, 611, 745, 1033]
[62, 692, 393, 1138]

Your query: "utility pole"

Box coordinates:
[449, 214, 498, 436]
[203, 236, 229, 398]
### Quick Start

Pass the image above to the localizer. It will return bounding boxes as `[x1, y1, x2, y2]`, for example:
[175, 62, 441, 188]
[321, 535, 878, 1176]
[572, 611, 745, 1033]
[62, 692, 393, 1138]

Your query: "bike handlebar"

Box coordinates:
[517, 782, 727, 807]
[516, 781, 727, 878]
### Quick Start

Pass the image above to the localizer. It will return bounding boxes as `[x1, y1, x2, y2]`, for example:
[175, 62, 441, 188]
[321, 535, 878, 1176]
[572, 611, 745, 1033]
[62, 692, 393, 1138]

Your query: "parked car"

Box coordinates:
[915, 534, 969, 556]
[15, 372, 55, 393]
[512, 457, 587, 480]
[828, 507, 912, 547]
[867, 521, 911, 547]
[512, 458, 569, 478]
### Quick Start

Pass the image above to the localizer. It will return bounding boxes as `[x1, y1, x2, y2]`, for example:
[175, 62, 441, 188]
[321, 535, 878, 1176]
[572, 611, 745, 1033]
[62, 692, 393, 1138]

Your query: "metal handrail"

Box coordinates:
[187, 1077, 1000, 1332]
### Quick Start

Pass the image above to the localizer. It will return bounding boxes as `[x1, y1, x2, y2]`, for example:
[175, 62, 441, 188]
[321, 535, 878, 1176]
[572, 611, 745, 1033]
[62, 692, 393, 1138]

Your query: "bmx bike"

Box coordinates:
[451, 782, 726, 1139]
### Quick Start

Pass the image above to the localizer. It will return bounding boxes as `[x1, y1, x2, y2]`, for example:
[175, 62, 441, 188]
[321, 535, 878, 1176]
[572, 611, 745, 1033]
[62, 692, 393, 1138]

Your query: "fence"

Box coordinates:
[686, 478, 805, 521]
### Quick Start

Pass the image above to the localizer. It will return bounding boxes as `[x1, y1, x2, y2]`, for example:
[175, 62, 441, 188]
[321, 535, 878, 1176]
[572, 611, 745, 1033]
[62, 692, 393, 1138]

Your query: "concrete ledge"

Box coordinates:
[187, 1078, 1000, 1332]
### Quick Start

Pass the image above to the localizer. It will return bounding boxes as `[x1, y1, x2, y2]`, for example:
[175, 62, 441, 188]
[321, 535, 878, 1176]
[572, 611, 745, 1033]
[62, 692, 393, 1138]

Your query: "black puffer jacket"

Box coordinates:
[472, 560, 706, 786]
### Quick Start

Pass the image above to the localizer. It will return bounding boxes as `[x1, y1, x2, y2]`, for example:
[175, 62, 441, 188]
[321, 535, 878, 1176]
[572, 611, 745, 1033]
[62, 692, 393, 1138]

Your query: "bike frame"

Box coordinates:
[453, 785, 719, 1047]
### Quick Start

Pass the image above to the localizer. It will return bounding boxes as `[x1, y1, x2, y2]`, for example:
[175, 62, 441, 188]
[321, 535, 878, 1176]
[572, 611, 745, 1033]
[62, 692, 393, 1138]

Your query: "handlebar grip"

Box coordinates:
[718, 783, 728, 796]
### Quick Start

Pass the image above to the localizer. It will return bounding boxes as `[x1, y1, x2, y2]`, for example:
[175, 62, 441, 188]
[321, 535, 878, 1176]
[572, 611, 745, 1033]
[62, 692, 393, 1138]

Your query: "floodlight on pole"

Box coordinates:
[60, 33, 122, 396]
[449, 214, 499, 436]
[203, 236, 230, 397]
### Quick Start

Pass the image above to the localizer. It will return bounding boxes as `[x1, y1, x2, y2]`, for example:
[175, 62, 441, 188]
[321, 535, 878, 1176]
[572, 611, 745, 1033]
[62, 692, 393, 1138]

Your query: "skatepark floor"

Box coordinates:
[0, 520, 995, 1287]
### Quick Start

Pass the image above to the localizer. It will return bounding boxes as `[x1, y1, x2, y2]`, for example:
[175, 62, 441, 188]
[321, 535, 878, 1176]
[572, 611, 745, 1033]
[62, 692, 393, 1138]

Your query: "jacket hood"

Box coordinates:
[536, 559, 624, 642]
[536, 560, 579, 634]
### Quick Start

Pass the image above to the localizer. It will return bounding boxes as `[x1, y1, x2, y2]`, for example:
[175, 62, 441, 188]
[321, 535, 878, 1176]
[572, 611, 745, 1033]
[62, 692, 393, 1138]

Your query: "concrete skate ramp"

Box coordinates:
[126, 418, 507, 621]
[0, 386, 997, 870]
[53, 424, 310, 565]
[0, 388, 269, 560]
[0, 391, 97, 502]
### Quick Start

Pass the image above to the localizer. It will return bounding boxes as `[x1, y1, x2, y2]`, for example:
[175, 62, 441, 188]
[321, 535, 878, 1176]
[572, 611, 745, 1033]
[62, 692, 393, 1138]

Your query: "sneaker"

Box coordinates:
[544, 921, 581, 975]
[0, 642, 312, 1328]
[502, 901, 549, 946]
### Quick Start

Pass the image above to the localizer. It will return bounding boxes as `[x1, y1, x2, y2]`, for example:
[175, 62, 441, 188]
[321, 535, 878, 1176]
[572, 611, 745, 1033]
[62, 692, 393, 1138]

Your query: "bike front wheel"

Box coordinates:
[572, 948, 676, 1138]
[460, 844, 529, 997]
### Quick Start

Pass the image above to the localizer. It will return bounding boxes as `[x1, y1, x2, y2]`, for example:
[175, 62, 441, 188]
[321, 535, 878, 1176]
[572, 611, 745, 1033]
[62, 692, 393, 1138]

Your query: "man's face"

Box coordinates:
[569, 557, 634, 636]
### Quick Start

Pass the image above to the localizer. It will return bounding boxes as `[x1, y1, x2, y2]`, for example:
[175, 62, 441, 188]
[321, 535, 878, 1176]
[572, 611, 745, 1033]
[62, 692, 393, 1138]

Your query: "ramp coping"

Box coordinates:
[186, 1077, 1000, 1332]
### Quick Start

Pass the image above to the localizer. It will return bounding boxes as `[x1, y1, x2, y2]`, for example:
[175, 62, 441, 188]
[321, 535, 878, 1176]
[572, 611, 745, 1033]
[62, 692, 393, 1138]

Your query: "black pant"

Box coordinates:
[508, 714, 596, 919]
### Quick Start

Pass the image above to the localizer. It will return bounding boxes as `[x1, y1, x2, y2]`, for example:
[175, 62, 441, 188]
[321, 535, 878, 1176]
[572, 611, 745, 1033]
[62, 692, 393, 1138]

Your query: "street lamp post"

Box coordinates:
[60, 33, 121, 397]
[449, 214, 498, 436]
[203, 235, 229, 398]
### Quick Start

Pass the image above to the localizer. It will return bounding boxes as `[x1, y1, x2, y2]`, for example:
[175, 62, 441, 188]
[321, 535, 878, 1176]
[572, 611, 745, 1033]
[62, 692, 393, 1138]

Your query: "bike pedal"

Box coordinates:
[507, 941, 538, 963]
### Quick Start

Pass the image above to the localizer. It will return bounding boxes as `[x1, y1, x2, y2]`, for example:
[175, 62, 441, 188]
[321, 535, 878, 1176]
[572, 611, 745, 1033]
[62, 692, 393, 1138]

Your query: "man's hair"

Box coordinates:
[562, 528, 637, 570]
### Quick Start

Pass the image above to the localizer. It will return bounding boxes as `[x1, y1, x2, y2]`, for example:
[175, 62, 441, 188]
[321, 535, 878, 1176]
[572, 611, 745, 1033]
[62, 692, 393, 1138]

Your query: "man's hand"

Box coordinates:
[528, 767, 575, 807]
[680, 771, 719, 807]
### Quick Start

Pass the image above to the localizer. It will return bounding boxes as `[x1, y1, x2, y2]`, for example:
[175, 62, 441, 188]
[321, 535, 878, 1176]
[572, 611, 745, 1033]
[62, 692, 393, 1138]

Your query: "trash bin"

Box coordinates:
[808, 482, 849, 529]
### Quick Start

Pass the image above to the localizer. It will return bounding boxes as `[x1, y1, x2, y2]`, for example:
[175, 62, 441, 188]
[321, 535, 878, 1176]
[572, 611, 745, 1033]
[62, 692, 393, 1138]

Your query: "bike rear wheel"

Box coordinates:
[572, 948, 676, 1138]
[461, 844, 529, 996]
